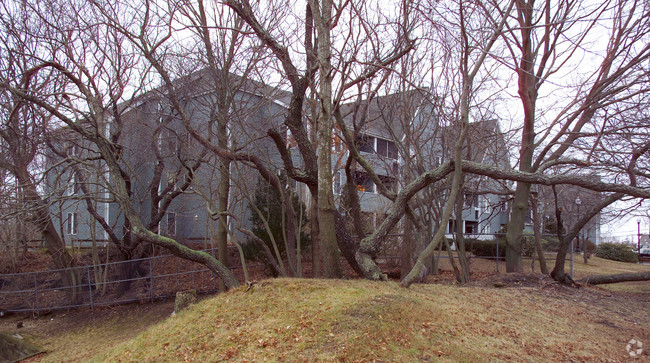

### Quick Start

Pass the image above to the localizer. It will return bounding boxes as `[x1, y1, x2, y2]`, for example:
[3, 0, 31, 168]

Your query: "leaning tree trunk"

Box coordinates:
[578, 271, 650, 285]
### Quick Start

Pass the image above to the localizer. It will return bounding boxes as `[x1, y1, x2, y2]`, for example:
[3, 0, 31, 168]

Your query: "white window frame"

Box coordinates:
[66, 212, 78, 235]
[66, 173, 81, 196]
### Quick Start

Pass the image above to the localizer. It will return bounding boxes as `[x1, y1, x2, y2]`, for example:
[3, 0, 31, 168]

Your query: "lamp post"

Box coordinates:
[575, 197, 581, 252]
[637, 218, 641, 254]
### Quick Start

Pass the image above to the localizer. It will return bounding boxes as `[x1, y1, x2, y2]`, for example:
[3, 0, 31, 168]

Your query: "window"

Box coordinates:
[465, 221, 478, 234]
[464, 193, 478, 208]
[166, 212, 177, 235]
[354, 172, 375, 193]
[376, 138, 398, 159]
[166, 171, 178, 191]
[67, 144, 79, 157]
[66, 212, 78, 235]
[357, 134, 375, 153]
[66, 173, 81, 196]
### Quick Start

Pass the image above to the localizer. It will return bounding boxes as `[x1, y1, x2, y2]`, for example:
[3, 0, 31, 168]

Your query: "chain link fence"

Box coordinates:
[1, 233, 580, 314]
[0, 248, 251, 314]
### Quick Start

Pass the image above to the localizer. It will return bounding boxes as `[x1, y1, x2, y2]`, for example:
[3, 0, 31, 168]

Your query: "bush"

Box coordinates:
[541, 237, 561, 252]
[521, 235, 535, 257]
[583, 240, 596, 255]
[471, 239, 506, 258]
[594, 243, 638, 263]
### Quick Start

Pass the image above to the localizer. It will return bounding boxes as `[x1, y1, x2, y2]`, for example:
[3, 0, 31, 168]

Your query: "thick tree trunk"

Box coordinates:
[505, 0, 537, 273]
[115, 242, 150, 297]
[401, 218, 414, 279]
[578, 271, 650, 285]
[333, 210, 364, 277]
[312, 0, 343, 278]
[310, 202, 321, 277]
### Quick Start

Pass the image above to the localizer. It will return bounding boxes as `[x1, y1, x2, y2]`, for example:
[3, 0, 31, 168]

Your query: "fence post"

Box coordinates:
[87, 267, 94, 311]
[149, 257, 154, 301]
[496, 240, 499, 272]
[570, 240, 574, 280]
[34, 274, 39, 315]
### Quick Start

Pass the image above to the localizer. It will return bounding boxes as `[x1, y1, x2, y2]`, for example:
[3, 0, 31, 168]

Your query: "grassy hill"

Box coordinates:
[90, 277, 649, 362]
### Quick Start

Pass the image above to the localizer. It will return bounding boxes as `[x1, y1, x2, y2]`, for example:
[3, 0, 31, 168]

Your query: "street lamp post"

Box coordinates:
[575, 197, 581, 252]
[637, 218, 641, 254]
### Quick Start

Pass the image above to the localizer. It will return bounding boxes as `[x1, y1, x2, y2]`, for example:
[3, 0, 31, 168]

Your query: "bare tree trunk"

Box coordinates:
[455, 191, 470, 283]
[549, 186, 573, 285]
[216, 127, 231, 290]
[401, 219, 414, 279]
[505, 0, 537, 273]
[311, 0, 343, 278]
[310, 201, 321, 277]
[531, 192, 548, 274]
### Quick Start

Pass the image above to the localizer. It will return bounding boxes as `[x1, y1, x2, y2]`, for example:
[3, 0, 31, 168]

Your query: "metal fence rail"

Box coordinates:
[1, 234, 577, 314]
[0, 248, 248, 314]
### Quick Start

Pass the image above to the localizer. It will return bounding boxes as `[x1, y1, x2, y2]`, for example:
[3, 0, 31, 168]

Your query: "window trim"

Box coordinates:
[66, 212, 78, 235]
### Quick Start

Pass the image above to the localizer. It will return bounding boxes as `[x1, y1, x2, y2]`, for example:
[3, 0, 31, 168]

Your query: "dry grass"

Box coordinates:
[91, 278, 648, 362]
[3, 257, 648, 362]
[0, 302, 174, 362]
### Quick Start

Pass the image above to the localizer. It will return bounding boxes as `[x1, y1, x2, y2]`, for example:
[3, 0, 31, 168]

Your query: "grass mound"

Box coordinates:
[95, 278, 648, 362]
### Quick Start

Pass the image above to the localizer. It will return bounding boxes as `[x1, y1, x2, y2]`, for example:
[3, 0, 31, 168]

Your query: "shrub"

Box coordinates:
[583, 240, 596, 255]
[521, 235, 536, 257]
[594, 243, 638, 263]
[471, 239, 506, 258]
[541, 237, 561, 252]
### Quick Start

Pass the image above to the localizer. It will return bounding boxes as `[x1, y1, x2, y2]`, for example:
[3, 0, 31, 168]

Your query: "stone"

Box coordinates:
[174, 289, 198, 314]
[0, 331, 44, 362]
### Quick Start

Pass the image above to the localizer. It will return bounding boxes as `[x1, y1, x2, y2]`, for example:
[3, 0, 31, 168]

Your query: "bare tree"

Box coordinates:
[500, 0, 650, 273]
[0, 4, 82, 301]
[2, 0, 241, 289]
